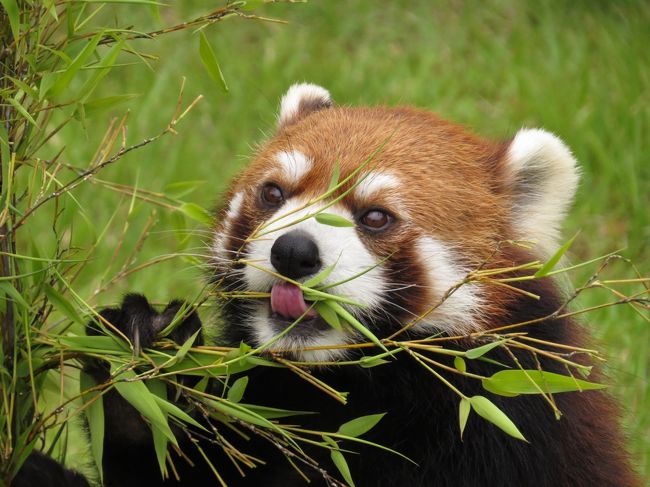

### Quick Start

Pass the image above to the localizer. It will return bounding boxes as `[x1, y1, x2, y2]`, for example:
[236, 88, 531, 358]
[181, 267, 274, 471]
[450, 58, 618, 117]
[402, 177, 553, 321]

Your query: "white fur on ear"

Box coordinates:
[278, 83, 332, 128]
[505, 128, 580, 255]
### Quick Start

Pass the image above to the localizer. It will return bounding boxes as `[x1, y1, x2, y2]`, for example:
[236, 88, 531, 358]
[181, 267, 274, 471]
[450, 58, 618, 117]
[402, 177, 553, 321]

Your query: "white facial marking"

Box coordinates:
[275, 150, 313, 183]
[211, 191, 244, 262]
[413, 236, 483, 335]
[278, 83, 332, 127]
[354, 172, 401, 201]
[506, 128, 580, 256]
[226, 191, 244, 220]
[242, 197, 385, 360]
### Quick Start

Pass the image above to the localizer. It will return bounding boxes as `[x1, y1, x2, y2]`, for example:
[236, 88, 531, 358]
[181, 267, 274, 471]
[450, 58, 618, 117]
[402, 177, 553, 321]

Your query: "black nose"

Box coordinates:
[270, 230, 321, 280]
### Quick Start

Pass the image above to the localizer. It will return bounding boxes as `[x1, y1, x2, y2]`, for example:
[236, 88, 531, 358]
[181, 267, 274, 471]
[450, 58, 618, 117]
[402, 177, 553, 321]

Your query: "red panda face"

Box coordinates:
[212, 84, 580, 361]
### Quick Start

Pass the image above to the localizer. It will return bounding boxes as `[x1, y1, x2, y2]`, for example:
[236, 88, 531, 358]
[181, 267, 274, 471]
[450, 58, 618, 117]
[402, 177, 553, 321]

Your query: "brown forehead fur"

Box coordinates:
[230, 106, 511, 264]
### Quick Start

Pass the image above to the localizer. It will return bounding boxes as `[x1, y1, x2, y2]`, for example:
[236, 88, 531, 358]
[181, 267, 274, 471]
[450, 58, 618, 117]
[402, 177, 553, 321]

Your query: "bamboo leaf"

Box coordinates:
[43, 284, 84, 325]
[79, 371, 104, 482]
[315, 212, 355, 227]
[0, 0, 20, 41]
[148, 379, 169, 478]
[337, 413, 385, 438]
[199, 32, 228, 92]
[112, 369, 176, 444]
[327, 301, 387, 351]
[482, 370, 606, 395]
[328, 161, 341, 191]
[49, 32, 103, 98]
[534, 232, 578, 278]
[8, 97, 38, 127]
[458, 398, 470, 439]
[78, 41, 125, 101]
[152, 394, 208, 432]
[226, 376, 249, 403]
[469, 396, 526, 441]
[454, 356, 466, 373]
[303, 264, 336, 288]
[164, 180, 206, 198]
[239, 404, 313, 420]
[178, 202, 213, 225]
[465, 339, 508, 359]
[330, 449, 355, 487]
[166, 329, 200, 367]
[0, 281, 30, 311]
[82, 94, 140, 115]
[359, 356, 389, 368]
[313, 300, 342, 330]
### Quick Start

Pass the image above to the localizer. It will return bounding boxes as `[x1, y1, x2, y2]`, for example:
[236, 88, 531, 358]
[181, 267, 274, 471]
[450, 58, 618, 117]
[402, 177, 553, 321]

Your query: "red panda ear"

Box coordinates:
[502, 129, 580, 255]
[278, 83, 333, 129]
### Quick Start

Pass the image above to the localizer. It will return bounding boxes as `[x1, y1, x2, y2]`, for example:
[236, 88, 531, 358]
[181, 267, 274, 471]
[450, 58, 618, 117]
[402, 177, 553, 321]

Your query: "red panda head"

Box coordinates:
[212, 84, 580, 361]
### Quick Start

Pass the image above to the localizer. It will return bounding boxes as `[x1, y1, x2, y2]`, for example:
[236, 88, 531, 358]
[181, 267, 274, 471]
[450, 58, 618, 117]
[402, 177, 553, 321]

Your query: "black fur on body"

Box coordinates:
[17, 272, 636, 486]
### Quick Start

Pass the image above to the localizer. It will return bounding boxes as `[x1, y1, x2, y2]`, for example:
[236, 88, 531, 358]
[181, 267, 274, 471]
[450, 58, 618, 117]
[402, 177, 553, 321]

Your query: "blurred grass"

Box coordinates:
[42, 0, 648, 479]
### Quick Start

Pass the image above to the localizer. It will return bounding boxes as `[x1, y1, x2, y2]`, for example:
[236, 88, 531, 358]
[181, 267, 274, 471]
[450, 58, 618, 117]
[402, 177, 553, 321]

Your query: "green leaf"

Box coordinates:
[469, 396, 526, 441]
[58, 335, 127, 353]
[458, 398, 470, 440]
[327, 301, 387, 352]
[82, 94, 140, 115]
[178, 202, 213, 225]
[78, 41, 125, 101]
[43, 284, 84, 325]
[152, 395, 207, 432]
[165, 329, 200, 367]
[164, 180, 206, 198]
[534, 232, 579, 277]
[465, 339, 508, 359]
[315, 212, 355, 227]
[112, 369, 176, 444]
[303, 264, 336, 288]
[198, 31, 228, 92]
[9, 76, 38, 99]
[313, 300, 342, 330]
[206, 398, 278, 430]
[79, 371, 104, 482]
[49, 32, 103, 98]
[152, 426, 168, 478]
[0, 281, 30, 311]
[0, 0, 20, 41]
[454, 356, 466, 373]
[148, 379, 169, 478]
[359, 356, 389, 368]
[337, 413, 385, 438]
[226, 376, 249, 403]
[239, 404, 313, 420]
[328, 161, 341, 191]
[8, 97, 37, 127]
[331, 449, 355, 487]
[482, 370, 606, 396]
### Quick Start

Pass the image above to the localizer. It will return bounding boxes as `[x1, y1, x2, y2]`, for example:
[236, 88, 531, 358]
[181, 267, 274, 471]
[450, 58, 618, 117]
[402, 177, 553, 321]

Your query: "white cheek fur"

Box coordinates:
[412, 236, 484, 335]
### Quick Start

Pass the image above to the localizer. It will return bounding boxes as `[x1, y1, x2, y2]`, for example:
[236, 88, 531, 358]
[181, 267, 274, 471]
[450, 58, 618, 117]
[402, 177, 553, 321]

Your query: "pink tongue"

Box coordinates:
[271, 282, 318, 320]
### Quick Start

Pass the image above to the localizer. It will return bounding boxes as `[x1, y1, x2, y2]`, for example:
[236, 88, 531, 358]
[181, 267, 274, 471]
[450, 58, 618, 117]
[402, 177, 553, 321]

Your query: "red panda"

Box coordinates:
[208, 83, 638, 486]
[16, 84, 638, 487]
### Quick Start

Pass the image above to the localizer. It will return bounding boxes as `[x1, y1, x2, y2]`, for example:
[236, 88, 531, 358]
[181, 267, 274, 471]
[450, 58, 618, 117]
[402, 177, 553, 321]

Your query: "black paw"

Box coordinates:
[87, 294, 203, 352]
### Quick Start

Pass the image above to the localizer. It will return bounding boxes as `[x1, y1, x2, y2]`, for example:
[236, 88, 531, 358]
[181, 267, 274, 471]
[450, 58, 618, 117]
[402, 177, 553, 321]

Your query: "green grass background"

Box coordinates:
[46, 0, 648, 480]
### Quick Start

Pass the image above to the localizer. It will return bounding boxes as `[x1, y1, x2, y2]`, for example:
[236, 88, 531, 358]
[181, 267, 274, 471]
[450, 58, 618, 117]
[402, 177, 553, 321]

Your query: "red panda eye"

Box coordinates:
[359, 209, 391, 231]
[261, 183, 284, 207]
